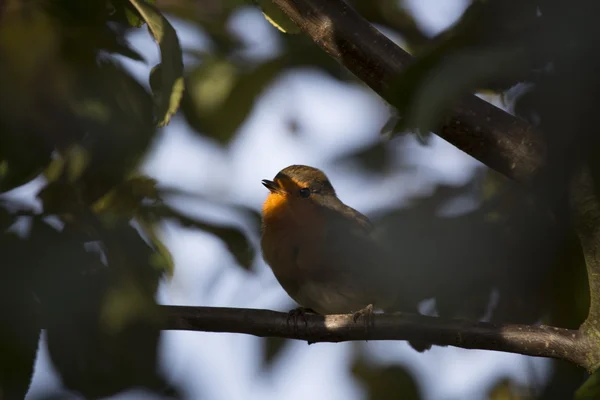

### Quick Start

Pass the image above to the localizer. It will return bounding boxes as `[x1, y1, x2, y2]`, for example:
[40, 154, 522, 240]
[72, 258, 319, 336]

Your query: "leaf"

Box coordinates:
[138, 219, 175, 277]
[35, 218, 168, 398]
[487, 378, 533, 400]
[380, 110, 431, 145]
[389, 47, 523, 136]
[0, 148, 52, 194]
[69, 59, 156, 204]
[335, 141, 391, 174]
[576, 369, 600, 400]
[262, 337, 290, 368]
[37, 182, 82, 216]
[351, 356, 421, 400]
[44, 145, 91, 184]
[92, 175, 160, 215]
[0, 232, 41, 399]
[129, 0, 184, 126]
[186, 220, 254, 270]
[111, 39, 146, 62]
[182, 57, 284, 143]
[254, 0, 300, 34]
[142, 204, 255, 270]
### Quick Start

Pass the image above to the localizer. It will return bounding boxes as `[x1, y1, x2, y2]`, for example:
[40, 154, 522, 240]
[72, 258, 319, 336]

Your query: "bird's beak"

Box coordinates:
[262, 179, 284, 194]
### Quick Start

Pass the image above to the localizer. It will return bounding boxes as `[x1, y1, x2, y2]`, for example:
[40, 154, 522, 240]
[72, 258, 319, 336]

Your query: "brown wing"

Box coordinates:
[312, 204, 397, 310]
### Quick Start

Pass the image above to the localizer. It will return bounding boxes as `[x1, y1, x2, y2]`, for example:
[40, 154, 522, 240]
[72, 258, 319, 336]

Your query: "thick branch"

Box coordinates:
[162, 305, 595, 369]
[271, 0, 545, 183]
[571, 169, 600, 370]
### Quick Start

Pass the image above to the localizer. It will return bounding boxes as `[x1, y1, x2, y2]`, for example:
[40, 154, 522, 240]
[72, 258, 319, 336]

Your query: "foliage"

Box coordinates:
[0, 0, 253, 397]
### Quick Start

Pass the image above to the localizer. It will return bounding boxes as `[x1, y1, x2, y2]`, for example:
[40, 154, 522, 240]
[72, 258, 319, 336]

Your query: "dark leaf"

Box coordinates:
[351, 0, 429, 50]
[129, 0, 184, 126]
[389, 47, 523, 136]
[0, 233, 41, 399]
[0, 149, 51, 194]
[35, 218, 167, 398]
[262, 337, 290, 368]
[352, 355, 421, 400]
[141, 204, 255, 270]
[110, 39, 146, 62]
[335, 140, 391, 174]
[92, 175, 160, 215]
[70, 59, 156, 204]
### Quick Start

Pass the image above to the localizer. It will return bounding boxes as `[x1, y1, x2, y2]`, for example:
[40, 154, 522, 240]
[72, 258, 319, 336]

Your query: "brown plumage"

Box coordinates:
[260, 165, 399, 315]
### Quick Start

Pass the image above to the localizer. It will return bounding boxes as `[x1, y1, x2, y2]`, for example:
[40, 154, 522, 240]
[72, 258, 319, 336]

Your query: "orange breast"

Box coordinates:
[261, 192, 289, 225]
[261, 193, 307, 296]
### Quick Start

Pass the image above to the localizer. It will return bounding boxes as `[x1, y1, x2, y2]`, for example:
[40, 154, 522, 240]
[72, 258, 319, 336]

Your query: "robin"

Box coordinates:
[260, 165, 404, 321]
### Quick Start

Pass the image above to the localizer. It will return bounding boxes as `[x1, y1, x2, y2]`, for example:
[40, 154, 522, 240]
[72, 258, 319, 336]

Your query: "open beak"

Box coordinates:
[262, 179, 284, 194]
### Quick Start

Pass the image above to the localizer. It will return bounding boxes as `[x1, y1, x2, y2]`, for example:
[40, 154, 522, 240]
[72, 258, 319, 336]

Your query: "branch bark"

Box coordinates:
[163, 305, 596, 369]
[271, 0, 545, 183]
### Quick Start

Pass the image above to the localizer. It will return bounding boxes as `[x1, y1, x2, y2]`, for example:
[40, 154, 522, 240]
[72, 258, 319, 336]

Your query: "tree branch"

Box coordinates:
[162, 305, 595, 369]
[571, 169, 600, 370]
[271, 0, 545, 183]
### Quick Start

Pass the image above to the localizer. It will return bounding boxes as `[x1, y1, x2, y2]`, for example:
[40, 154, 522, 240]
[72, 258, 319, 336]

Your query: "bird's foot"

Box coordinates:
[286, 307, 317, 336]
[352, 304, 375, 337]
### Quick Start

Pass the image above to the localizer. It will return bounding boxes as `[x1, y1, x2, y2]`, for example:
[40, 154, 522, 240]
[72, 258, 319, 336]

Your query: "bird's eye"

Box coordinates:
[299, 188, 311, 198]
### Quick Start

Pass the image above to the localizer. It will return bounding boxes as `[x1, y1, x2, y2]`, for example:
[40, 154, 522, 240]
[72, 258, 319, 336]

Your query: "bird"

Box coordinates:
[260, 164, 405, 321]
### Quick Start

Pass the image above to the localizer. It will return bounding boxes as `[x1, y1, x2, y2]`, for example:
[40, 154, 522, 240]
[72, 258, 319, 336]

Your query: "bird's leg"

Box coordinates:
[352, 304, 375, 337]
[286, 307, 317, 336]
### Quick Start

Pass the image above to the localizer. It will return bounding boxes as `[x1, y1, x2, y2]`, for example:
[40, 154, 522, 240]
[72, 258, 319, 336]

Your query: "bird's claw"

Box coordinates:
[352, 304, 375, 337]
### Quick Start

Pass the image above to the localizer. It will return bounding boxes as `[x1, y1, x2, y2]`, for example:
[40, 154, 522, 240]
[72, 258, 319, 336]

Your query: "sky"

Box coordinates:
[24, 1, 552, 399]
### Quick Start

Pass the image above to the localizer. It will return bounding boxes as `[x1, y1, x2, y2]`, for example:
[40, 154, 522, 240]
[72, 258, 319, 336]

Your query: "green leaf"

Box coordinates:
[125, 7, 145, 28]
[44, 144, 90, 183]
[138, 219, 175, 276]
[254, 0, 300, 34]
[182, 57, 284, 143]
[92, 175, 160, 215]
[576, 369, 600, 400]
[129, 0, 184, 126]
[487, 378, 533, 399]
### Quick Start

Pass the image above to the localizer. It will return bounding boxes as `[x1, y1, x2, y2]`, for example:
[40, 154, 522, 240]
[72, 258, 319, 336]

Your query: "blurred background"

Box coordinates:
[0, 0, 594, 399]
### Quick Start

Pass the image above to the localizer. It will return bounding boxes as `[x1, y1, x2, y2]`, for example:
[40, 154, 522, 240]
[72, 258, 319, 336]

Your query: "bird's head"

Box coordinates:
[261, 165, 339, 221]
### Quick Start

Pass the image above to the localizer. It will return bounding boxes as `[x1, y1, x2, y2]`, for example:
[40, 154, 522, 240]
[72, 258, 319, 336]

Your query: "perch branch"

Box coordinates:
[271, 0, 545, 183]
[162, 305, 595, 370]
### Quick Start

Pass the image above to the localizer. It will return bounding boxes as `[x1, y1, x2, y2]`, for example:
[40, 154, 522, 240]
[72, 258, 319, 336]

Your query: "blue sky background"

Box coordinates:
[23, 1, 553, 398]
